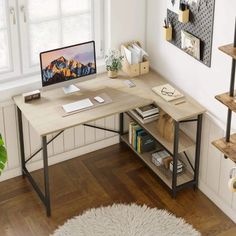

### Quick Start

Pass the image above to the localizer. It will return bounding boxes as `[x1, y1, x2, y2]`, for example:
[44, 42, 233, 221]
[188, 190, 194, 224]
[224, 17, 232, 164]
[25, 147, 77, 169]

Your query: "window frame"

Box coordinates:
[0, 0, 21, 83]
[0, 0, 104, 83]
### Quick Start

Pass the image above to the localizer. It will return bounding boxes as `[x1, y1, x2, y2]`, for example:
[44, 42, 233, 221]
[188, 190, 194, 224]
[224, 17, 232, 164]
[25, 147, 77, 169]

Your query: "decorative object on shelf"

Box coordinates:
[0, 134, 7, 175]
[228, 167, 236, 193]
[121, 41, 149, 77]
[52, 204, 201, 236]
[178, 2, 189, 23]
[212, 19, 236, 163]
[163, 17, 173, 41]
[166, 0, 215, 67]
[156, 110, 174, 142]
[181, 30, 200, 59]
[105, 49, 123, 78]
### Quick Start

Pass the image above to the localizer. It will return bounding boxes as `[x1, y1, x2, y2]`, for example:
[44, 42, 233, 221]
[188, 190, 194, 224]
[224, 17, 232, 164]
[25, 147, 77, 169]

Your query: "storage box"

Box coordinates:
[163, 27, 172, 41]
[179, 9, 189, 23]
[121, 41, 150, 77]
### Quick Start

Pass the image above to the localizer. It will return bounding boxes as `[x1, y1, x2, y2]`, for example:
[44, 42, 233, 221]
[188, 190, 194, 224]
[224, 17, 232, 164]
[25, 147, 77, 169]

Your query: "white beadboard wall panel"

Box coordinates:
[74, 125, 85, 147]
[95, 118, 106, 141]
[85, 121, 96, 144]
[205, 121, 223, 194]
[64, 128, 75, 152]
[105, 115, 116, 138]
[52, 132, 64, 155]
[29, 125, 42, 162]
[218, 157, 234, 205]
[3, 105, 20, 169]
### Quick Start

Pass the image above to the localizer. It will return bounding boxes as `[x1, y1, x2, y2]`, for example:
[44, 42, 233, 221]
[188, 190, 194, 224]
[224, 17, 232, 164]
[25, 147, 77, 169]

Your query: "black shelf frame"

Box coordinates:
[122, 111, 203, 198]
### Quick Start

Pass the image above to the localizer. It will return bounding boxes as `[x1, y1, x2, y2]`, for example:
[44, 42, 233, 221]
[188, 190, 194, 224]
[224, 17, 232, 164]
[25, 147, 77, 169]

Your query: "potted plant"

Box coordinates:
[0, 134, 7, 175]
[105, 49, 123, 78]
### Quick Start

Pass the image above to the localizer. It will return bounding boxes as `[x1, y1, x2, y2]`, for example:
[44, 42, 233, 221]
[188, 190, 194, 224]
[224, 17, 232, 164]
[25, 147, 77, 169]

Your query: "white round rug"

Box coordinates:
[52, 204, 201, 236]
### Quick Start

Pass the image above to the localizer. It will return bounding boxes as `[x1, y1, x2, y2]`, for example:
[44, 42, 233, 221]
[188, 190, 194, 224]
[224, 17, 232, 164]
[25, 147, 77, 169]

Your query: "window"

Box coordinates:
[0, 0, 104, 82]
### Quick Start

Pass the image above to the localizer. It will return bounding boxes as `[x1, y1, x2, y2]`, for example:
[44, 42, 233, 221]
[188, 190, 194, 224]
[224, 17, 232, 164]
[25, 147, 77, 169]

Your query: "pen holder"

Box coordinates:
[178, 9, 189, 23]
[163, 27, 172, 41]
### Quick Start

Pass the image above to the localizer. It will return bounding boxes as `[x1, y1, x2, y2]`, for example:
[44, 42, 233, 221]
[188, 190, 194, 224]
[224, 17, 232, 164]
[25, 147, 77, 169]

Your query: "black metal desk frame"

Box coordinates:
[17, 108, 202, 217]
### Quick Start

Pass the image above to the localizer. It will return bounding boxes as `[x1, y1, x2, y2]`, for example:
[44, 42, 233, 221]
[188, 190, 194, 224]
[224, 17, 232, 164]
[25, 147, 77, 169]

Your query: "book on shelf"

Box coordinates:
[135, 103, 159, 118]
[170, 160, 183, 173]
[137, 131, 156, 153]
[129, 110, 159, 124]
[152, 83, 185, 102]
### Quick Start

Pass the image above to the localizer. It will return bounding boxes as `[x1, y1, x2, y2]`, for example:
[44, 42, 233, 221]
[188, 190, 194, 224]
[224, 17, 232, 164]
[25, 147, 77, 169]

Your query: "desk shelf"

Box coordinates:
[127, 111, 195, 154]
[121, 134, 194, 189]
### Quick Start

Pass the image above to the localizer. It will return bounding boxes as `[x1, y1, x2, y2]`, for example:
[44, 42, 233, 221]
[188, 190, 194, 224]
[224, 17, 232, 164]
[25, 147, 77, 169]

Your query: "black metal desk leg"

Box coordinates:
[17, 107, 26, 177]
[194, 114, 203, 189]
[42, 136, 51, 217]
[119, 113, 124, 142]
[172, 121, 179, 198]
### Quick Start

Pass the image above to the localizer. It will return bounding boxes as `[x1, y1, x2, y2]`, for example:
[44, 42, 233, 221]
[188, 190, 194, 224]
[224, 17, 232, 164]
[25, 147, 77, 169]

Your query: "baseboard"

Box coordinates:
[0, 136, 119, 182]
[199, 180, 236, 223]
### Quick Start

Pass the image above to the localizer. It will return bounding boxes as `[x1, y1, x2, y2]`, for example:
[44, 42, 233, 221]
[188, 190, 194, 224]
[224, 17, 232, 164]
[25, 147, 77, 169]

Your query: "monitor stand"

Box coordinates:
[63, 85, 80, 94]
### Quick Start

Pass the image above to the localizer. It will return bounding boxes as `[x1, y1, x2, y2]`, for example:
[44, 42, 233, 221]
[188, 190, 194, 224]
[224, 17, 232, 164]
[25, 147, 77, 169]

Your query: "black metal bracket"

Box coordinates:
[83, 124, 120, 134]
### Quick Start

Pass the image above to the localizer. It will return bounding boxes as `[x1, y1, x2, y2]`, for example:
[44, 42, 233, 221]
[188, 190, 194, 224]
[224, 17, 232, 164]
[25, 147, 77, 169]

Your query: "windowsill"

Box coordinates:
[0, 60, 106, 103]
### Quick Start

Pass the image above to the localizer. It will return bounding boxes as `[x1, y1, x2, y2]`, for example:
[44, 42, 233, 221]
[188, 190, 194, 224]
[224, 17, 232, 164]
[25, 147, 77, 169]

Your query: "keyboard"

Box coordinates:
[62, 98, 94, 113]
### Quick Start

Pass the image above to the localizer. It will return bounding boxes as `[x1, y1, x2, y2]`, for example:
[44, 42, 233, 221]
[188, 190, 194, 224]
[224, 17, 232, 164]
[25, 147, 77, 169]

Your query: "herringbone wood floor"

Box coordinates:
[0, 143, 235, 236]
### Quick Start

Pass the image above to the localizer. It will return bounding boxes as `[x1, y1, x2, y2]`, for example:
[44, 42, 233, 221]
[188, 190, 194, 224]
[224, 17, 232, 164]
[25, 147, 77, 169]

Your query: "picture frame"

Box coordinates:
[181, 30, 200, 60]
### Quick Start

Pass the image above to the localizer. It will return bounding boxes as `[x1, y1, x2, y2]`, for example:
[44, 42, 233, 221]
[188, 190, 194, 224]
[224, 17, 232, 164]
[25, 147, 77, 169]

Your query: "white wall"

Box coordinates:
[105, 0, 146, 49]
[146, 0, 236, 222]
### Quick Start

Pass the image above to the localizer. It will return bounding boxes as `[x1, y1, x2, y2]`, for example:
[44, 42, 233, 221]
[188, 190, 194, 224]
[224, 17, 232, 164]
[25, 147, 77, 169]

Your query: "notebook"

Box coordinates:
[152, 84, 184, 102]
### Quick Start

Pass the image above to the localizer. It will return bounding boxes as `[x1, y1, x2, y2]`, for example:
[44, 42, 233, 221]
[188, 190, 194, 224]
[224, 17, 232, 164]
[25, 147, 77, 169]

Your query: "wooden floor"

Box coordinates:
[0, 143, 235, 236]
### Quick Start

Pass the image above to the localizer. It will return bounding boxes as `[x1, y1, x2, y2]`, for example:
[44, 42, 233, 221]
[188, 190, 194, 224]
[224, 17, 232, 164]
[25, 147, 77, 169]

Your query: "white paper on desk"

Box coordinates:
[128, 46, 140, 64]
[123, 46, 132, 64]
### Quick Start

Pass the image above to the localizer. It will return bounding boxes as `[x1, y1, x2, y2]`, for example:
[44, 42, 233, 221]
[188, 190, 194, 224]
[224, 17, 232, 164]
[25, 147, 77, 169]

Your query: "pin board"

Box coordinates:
[166, 0, 215, 67]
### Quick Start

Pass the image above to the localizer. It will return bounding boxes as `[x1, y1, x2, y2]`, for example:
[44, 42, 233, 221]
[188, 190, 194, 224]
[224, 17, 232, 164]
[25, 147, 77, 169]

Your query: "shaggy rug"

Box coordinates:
[52, 204, 201, 236]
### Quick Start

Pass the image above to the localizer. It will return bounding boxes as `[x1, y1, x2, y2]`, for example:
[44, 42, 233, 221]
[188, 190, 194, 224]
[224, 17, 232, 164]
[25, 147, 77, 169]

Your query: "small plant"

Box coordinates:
[0, 134, 7, 175]
[105, 49, 123, 72]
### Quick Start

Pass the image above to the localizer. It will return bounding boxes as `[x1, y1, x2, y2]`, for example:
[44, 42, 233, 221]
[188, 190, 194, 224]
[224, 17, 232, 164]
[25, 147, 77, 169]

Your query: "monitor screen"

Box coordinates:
[40, 41, 96, 87]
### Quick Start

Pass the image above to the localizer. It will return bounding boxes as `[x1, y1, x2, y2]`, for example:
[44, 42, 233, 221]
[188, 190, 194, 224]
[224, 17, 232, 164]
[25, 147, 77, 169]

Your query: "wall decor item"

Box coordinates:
[181, 30, 200, 59]
[166, 0, 215, 67]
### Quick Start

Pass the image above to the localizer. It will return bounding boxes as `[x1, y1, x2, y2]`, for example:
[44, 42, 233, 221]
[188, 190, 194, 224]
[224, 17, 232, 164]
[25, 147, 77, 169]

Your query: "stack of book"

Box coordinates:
[129, 122, 156, 153]
[170, 160, 183, 174]
[151, 150, 170, 167]
[129, 104, 159, 124]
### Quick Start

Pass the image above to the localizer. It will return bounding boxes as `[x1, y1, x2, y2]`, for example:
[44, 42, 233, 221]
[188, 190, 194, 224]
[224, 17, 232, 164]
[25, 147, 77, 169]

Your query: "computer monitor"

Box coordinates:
[40, 41, 96, 94]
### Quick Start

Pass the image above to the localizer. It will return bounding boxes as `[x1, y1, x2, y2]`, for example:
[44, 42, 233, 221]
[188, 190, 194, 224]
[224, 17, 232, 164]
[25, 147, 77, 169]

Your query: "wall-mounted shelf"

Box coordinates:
[212, 19, 236, 163]
[219, 44, 236, 59]
[215, 91, 236, 112]
[212, 134, 236, 162]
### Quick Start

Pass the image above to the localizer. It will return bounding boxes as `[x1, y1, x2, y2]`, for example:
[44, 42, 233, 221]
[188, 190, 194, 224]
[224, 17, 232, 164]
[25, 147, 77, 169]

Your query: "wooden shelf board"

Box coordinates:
[121, 134, 194, 189]
[219, 44, 236, 59]
[212, 134, 236, 162]
[127, 111, 195, 154]
[215, 91, 236, 112]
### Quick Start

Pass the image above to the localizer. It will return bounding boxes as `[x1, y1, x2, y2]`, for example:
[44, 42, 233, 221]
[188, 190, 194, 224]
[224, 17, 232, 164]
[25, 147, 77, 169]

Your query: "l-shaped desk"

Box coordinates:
[13, 71, 205, 216]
